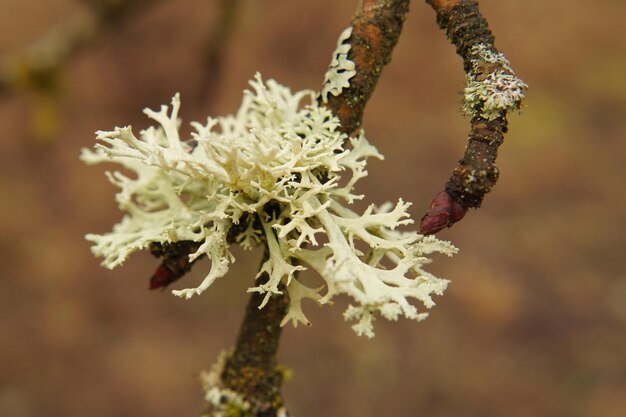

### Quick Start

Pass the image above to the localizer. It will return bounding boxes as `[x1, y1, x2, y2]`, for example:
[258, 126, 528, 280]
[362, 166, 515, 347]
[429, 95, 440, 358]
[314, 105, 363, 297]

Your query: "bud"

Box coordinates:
[419, 191, 467, 235]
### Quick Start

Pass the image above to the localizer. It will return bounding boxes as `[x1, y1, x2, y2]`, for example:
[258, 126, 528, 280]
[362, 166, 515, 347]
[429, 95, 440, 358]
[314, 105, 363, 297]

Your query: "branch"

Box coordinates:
[218, 251, 289, 417]
[0, 0, 162, 97]
[0, 0, 164, 141]
[323, 0, 411, 135]
[197, 0, 241, 108]
[205, 1, 413, 416]
[419, 0, 527, 235]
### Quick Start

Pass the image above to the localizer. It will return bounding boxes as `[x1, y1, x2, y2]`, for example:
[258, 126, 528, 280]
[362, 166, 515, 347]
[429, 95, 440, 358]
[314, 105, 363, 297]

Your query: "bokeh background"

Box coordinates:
[1, 1, 625, 416]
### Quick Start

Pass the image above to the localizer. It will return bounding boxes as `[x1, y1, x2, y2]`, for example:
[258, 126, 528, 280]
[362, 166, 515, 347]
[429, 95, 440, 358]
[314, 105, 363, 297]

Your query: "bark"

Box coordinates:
[216, 1, 413, 415]
[420, 0, 523, 234]
[323, 0, 411, 135]
[219, 251, 290, 417]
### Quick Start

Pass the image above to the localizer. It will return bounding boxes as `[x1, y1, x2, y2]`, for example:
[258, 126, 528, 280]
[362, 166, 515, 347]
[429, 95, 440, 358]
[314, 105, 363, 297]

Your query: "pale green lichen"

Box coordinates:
[463, 44, 527, 120]
[320, 26, 356, 103]
[82, 73, 456, 337]
[200, 351, 252, 417]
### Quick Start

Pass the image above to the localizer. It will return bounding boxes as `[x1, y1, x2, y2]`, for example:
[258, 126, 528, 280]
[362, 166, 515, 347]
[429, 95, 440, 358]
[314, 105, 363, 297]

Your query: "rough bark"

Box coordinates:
[219, 252, 289, 417]
[216, 1, 413, 415]
[420, 0, 523, 234]
[323, 0, 411, 135]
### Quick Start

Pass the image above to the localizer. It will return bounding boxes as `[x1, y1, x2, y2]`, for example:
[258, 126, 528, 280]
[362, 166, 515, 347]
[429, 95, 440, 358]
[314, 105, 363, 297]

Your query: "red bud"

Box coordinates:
[419, 207, 451, 235]
[149, 264, 177, 290]
[419, 191, 467, 235]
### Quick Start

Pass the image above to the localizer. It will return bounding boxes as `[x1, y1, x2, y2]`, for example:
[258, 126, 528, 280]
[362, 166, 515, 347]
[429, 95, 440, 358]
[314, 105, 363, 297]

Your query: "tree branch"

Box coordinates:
[419, 0, 526, 235]
[323, 0, 411, 135]
[197, 0, 241, 108]
[0, 0, 162, 97]
[208, 1, 413, 416]
[218, 251, 289, 417]
[0, 0, 164, 141]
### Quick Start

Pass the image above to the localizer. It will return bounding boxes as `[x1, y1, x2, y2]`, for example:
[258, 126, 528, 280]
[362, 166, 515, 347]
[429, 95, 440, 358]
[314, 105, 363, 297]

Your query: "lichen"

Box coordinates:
[320, 27, 356, 103]
[462, 44, 527, 120]
[201, 351, 252, 417]
[82, 73, 456, 337]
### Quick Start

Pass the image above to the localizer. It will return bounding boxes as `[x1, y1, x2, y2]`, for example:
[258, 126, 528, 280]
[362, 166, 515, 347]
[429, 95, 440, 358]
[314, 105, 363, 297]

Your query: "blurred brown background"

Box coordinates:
[1, 1, 625, 416]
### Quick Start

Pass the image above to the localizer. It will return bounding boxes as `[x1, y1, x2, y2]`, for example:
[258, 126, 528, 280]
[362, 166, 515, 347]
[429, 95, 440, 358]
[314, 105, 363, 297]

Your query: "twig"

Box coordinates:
[0, 0, 164, 141]
[0, 0, 162, 97]
[197, 0, 241, 108]
[218, 251, 289, 417]
[323, 0, 411, 135]
[212, 1, 413, 416]
[149, 241, 203, 290]
[419, 0, 526, 234]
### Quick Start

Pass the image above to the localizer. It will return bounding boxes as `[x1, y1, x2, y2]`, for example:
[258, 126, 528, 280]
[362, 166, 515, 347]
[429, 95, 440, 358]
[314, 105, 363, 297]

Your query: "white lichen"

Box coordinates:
[200, 351, 252, 417]
[462, 43, 527, 120]
[82, 73, 456, 337]
[320, 26, 356, 103]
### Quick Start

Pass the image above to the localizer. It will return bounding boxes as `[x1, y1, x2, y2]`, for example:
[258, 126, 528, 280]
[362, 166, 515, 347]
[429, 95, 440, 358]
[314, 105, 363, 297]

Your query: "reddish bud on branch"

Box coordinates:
[420, 0, 525, 233]
[419, 190, 467, 235]
[148, 241, 201, 290]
